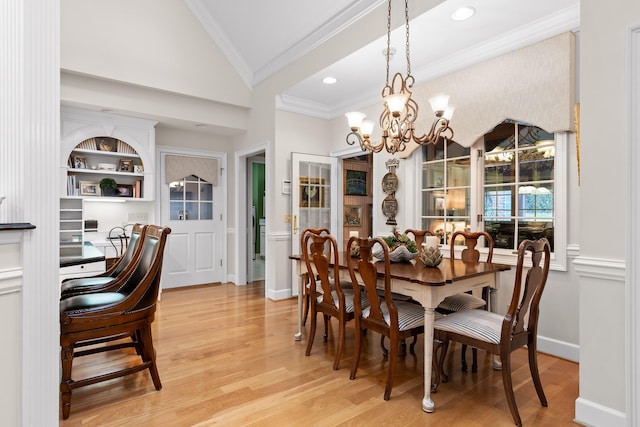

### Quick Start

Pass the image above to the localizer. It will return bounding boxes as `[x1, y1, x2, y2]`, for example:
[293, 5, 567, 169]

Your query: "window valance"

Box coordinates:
[399, 32, 575, 158]
[165, 155, 219, 186]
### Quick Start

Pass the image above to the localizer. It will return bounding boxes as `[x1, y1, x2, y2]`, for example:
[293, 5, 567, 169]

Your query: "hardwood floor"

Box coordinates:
[60, 282, 580, 426]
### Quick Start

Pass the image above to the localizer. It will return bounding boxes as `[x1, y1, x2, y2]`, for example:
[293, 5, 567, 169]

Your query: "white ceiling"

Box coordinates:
[187, 0, 580, 120]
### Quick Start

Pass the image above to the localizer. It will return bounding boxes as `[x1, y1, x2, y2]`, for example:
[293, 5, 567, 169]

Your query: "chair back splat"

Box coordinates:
[434, 238, 551, 426]
[59, 225, 171, 419]
[299, 227, 331, 326]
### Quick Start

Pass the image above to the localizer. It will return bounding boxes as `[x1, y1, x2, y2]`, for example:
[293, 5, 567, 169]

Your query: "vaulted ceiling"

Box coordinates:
[186, 0, 579, 119]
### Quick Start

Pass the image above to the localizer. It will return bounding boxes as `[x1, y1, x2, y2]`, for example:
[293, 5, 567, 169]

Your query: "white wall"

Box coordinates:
[574, 0, 640, 425]
[61, 0, 251, 108]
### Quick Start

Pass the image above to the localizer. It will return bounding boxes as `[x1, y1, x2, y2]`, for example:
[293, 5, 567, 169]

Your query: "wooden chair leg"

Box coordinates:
[471, 347, 478, 373]
[60, 343, 74, 420]
[438, 339, 450, 384]
[138, 324, 162, 390]
[305, 309, 317, 357]
[302, 292, 310, 326]
[500, 352, 522, 427]
[461, 344, 468, 372]
[384, 335, 398, 401]
[333, 317, 345, 371]
[380, 335, 389, 357]
[350, 325, 363, 380]
[323, 314, 330, 342]
[528, 339, 548, 407]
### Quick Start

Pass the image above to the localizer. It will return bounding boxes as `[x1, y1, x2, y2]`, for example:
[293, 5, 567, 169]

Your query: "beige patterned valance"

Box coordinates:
[399, 32, 576, 158]
[165, 155, 219, 185]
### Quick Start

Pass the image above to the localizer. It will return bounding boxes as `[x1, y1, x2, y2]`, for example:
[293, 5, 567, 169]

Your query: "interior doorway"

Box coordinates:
[247, 155, 265, 282]
[235, 144, 268, 293]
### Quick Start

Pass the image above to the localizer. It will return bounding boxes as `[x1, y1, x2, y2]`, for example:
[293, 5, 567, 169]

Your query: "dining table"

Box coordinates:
[290, 251, 510, 413]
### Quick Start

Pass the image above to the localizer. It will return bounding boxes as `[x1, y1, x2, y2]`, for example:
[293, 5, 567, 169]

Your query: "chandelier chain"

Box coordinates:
[404, 0, 411, 77]
[385, 0, 392, 86]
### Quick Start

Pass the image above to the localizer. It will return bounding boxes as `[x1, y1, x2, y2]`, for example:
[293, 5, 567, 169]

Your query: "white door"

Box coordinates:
[290, 152, 338, 296]
[160, 154, 224, 289]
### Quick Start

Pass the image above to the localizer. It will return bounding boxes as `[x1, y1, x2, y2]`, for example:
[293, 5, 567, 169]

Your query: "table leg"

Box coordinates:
[422, 306, 436, 413]
[294, 273, 303, 341]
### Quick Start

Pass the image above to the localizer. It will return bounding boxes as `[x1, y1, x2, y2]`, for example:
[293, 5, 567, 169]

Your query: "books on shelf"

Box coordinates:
[117, 140, 136, 154]
[67, 175, 78, 196]
[134, 180, 142, 198]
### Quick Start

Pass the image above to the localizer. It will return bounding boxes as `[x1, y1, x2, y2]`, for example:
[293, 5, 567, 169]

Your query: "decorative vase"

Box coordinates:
[420, 246, 443, 267]
[373, 245, 418, 263]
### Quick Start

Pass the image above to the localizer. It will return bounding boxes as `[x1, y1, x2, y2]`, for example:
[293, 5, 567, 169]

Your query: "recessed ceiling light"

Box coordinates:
[322, 76, 337, 85]
[194, 123, 207, 127]
[451, 6, 475, 21]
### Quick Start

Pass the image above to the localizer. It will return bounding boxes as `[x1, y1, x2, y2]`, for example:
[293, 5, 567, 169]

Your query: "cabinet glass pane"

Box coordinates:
[519, 149, 554, 182]
[447, 159, 470, 187]
[422, 163, 444, 189]
[422, 139, 445, 161]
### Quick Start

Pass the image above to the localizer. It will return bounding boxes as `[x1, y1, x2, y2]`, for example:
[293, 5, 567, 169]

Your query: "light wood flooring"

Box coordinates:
[60, 282, 580, 426]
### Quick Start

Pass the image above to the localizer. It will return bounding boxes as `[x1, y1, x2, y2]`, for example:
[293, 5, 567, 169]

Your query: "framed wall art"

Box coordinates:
[344, 169, 367, 196]
[344, 205, 362, 226]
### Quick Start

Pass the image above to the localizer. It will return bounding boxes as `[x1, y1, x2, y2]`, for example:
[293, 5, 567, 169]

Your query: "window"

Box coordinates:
[419, 119, 567, 270]
[420, 139, 471, 245]
[169, 175, 213, 220]
[483, 121, 555, 251]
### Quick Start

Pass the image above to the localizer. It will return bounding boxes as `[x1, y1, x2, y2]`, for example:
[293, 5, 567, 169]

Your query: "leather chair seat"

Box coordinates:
[61, 292, 125, 312]
[60, 277, 113, 294]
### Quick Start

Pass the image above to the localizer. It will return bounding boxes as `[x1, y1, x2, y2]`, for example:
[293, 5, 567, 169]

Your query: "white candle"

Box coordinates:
[349, 231, 359, 238]
[425, 236, 439, 250]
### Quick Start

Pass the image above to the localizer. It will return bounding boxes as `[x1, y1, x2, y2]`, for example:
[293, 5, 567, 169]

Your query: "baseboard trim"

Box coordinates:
[267, 287, 292, 301]
[575, 397, 626, 427]
[538, 335, 579, 363]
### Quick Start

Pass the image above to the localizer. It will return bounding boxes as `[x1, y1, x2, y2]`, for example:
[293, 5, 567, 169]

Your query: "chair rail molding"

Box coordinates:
[572, 256, 626, 282]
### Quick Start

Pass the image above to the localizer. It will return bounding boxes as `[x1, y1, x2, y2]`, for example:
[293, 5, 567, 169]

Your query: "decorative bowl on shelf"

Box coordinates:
[373, 244, 418, 263]
[97, 163, 116, 171]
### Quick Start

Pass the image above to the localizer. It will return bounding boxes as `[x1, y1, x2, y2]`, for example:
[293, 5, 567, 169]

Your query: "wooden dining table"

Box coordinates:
[290, 251, 510, 413]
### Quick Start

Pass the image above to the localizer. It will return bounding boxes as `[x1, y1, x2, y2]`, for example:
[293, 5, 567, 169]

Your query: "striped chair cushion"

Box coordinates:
[363, 300, 424, 331]
[316, 288, 368, 312]
[438, 292, 486, 312]
[434, 309, 504, 344]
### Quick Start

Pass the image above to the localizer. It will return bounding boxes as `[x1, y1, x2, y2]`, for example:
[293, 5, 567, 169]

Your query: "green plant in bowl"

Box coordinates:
[99, 178, 117, 196]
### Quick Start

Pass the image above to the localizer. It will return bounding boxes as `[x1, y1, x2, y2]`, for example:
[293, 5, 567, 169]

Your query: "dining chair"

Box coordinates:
[347, 236, 424, 400]
[433, 238, 551, 426]
[302, 230, 359, 370]
[404, 228, 434, 255]
[300, 227, 331, 326]
[59, 225, 171, 419]
[437, 230, 494, 373]
[60, 224, 148, 299]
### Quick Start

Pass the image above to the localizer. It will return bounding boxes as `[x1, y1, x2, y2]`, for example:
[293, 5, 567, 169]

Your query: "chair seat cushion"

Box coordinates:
[60, 277, 113, 294]
[434, 309, 504, 344]
[60, 292, 125, 313]
[363, 300, 424, 331]
[437, 292, 486, 312]
[316, 288, 368, 312]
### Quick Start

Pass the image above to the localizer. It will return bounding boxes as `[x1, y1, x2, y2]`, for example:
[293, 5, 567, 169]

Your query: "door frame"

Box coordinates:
[235, 143, 268, 291]
[155, 145, 228, 290]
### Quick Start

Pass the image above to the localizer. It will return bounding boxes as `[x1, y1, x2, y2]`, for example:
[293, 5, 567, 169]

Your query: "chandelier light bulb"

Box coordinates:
[360, 120, 375, 137]
[428, 94, 450, 115]
[385, 93, 409, 116]
[345, 111, 366, 130]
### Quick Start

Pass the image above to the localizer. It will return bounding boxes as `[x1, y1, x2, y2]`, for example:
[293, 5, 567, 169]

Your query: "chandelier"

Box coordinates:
[345, 0, 455, 155]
